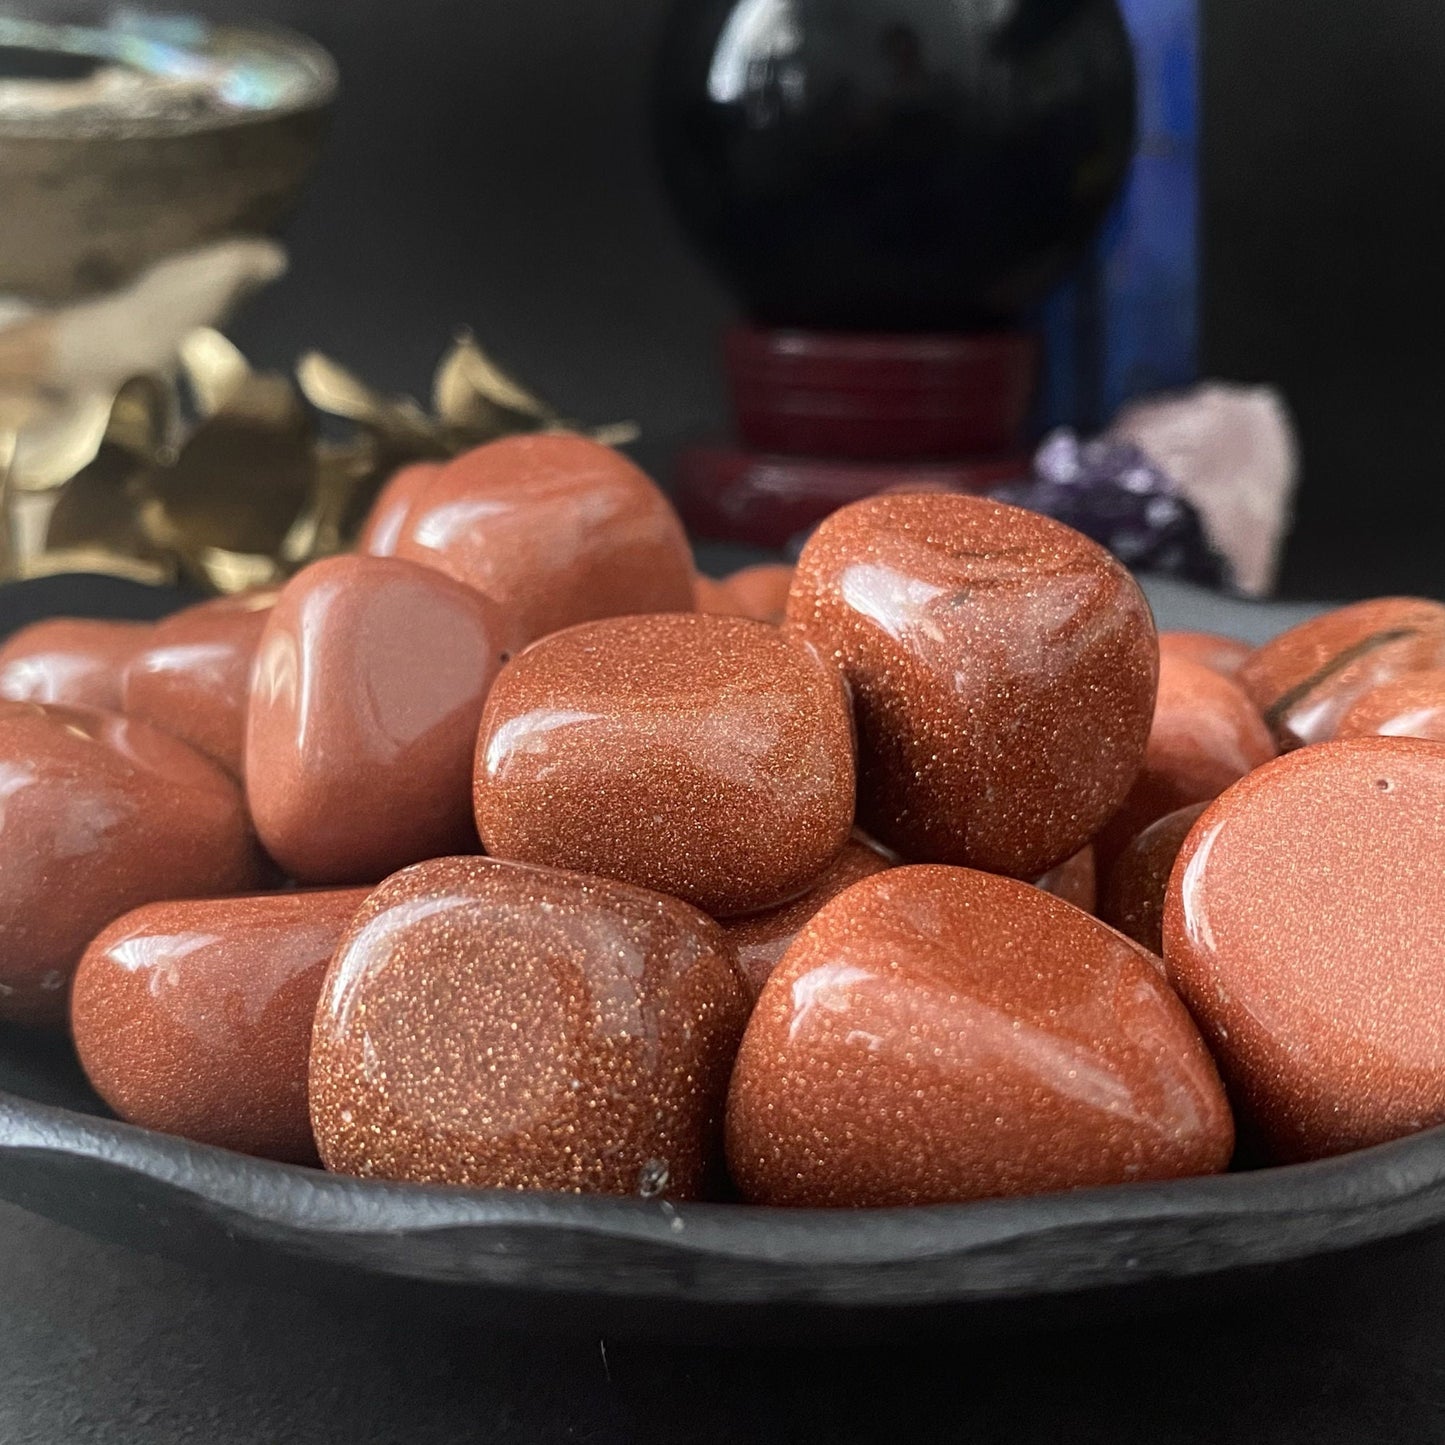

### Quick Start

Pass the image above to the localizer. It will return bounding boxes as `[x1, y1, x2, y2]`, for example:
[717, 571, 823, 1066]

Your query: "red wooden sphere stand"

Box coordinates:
[675, 326, 1038, 549]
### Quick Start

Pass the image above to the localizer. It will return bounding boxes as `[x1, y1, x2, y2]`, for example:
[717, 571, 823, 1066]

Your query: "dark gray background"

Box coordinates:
[178, 0, 1445, 598]
[208, 0, 736, 496]
[1201, 0, 1445, 596]
[4, 1196, 1445, 1445]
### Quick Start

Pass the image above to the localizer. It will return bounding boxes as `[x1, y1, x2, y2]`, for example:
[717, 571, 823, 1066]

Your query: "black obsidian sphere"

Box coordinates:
[654, 0, 1136, 331]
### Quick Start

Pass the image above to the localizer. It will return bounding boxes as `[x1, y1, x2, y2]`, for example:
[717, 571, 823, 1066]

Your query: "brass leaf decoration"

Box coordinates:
[180, 329, 252, 418]
[433, 331, 554, 439]
[147, 371, 315, 557]
[44, 377, 174, 581]
[3, 327, 641, 594]
[297, 353, 443, 456]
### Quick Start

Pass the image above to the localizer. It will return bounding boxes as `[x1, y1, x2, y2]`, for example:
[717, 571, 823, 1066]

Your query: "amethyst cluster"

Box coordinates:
[991, 431, 1227, 588]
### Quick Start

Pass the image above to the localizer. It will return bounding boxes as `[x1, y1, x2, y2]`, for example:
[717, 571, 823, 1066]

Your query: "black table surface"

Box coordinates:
[3, 1197, 1445, 1444]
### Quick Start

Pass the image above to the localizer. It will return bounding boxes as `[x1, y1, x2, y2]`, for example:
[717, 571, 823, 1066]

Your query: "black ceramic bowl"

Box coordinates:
[3, 572, 1440, 1340]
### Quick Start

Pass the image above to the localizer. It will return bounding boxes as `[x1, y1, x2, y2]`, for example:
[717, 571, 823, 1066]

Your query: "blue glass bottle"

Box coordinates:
[1038, 0, 1199, 431]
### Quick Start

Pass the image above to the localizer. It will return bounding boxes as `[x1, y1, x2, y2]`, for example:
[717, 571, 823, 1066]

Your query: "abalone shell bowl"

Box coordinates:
[3, 572, 1441, 1340]
[0, 11, 335, 303]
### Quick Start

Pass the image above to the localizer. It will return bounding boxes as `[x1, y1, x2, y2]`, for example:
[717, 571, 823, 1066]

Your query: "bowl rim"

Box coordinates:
[5, 1086, 1445, 1307]
[0, 18, 338, 141]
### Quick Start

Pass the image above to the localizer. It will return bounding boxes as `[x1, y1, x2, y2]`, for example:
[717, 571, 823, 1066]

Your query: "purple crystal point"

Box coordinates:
[992, 429, 1226, 587]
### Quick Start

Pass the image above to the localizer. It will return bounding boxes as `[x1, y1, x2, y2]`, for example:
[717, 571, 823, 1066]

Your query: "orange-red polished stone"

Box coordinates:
[1100, 802, 1208, 956]
[728, 865, 1233, 1207]
[721, 838, 893, 1001]
[693, 574, 730, 613]
[1158, 630, 1252, 678]
[310, 856, 750, 1198]
[1237, 598, 1445, 750]
[71, 888, 368, 1163]
[247, 555, 508, 885]
[121, 591, 277, 776]
[696, 564, 794, 626]
[356, 461, 443, 558]
[1094, 654, 1276, 871]
[395, 433, 695, 646]
[1336, 668, 1445, 744]
[475, 612, 856, 917]
[785, 493, 1158, 877]
[0, 618, 149, 711]
[1034, 845, 1097, 913]
[0, 702, 264, 1025]
[1164, 738, 1445, 1163]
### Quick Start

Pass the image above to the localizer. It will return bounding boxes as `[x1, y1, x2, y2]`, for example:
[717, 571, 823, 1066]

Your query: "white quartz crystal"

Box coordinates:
[1111, 384, 1299, 597]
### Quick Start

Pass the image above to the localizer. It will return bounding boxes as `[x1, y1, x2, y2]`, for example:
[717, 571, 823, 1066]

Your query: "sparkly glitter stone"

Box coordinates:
[122, 589, 277, 777]
[309, 856, 750, 1198]
[394, 433, 696, 647]
[0, 701, 264, 1026]
[0, 618, 151, 711]
[1158, 630, 1252, 679]
[727, 865, 1233, 1207]
[1336, 668, 1445, 745]
[474, 612, 857, 917]
[247, 554, 508, 885]
[1099, 802, 1209, 956]
[71, 888, 368, 1163]
[1163, 738, 1445, 1163]
[785, 492, 1158, 878]
[1236, 597, 1445, 751]
[1093, 654, 1276, 873]
[721, 837, 893, 1000]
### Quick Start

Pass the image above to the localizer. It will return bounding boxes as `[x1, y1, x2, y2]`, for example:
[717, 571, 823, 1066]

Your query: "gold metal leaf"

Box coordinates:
[180, 329, 252, 417]
[45, 447, 156, 560]
[4, 394, 116, 495]
[105, 375, 174, 459]
[3, 324, 643, 592]
[582, 421, 641, 448]
[295, 351, 383, 421]
[283, 439, 376, 565]
[0, 430, 17, 576]
[20, 547, 175, 587]
[148, 372, 315, 556]
[297, 352, 443, 455]
[433, 331, 555, 434]
[196, 547, 284, 595]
